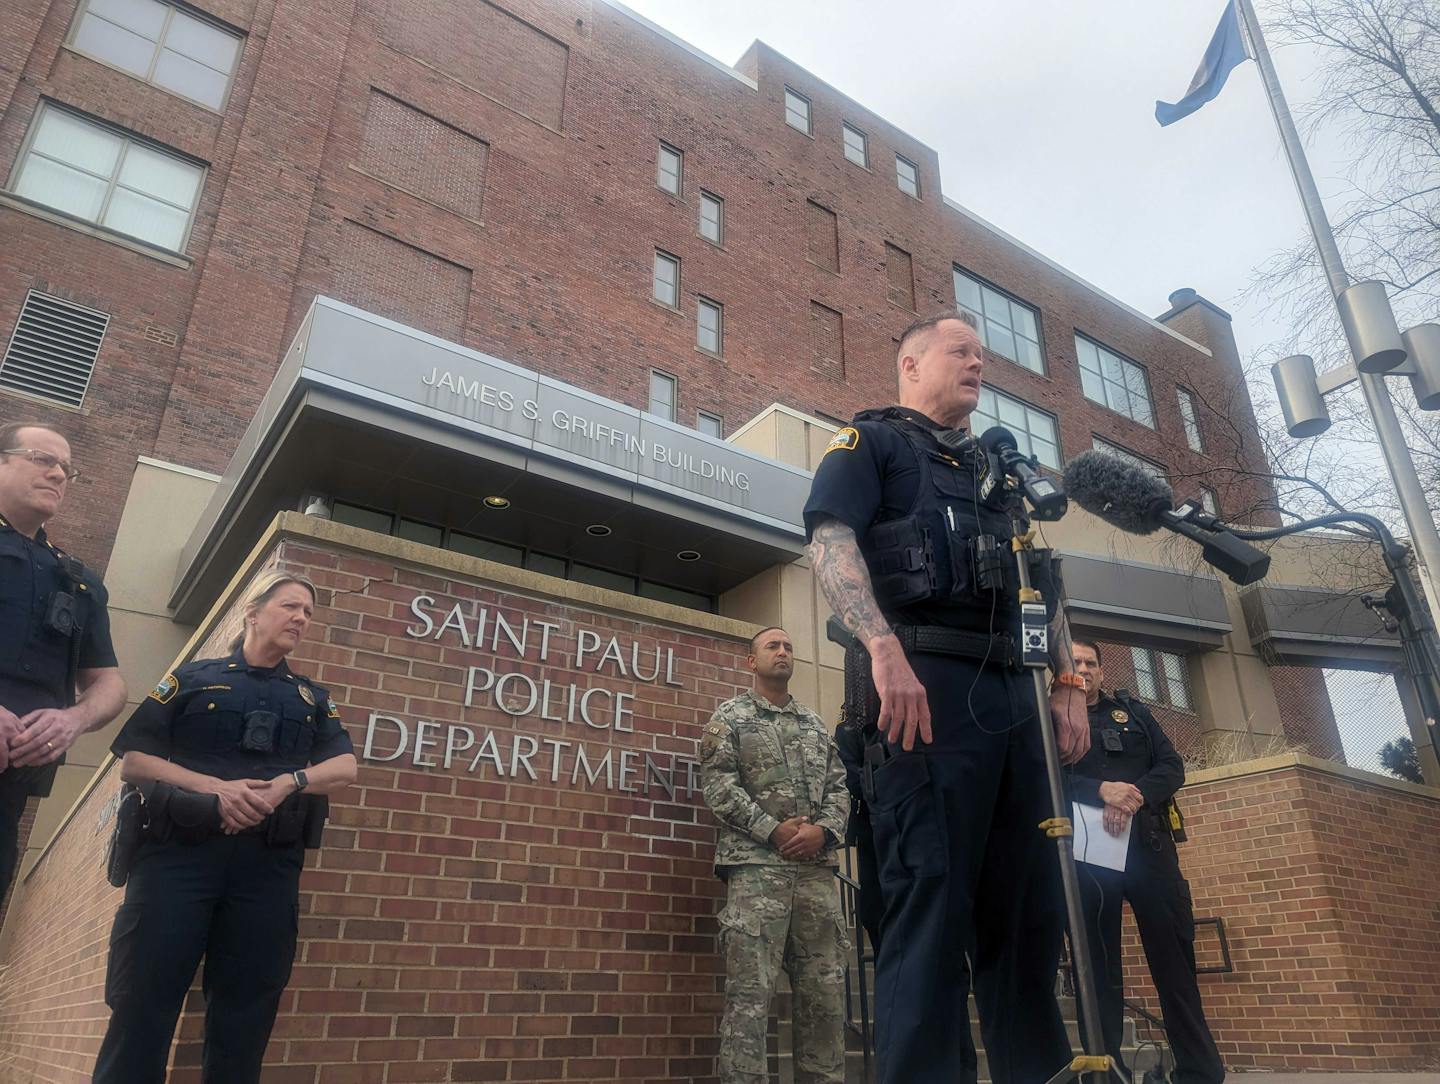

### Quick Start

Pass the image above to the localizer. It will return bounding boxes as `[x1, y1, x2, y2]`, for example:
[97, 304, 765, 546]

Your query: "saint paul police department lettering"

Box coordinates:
[359, 593, 702, 806]
[421, 366, 751, 492]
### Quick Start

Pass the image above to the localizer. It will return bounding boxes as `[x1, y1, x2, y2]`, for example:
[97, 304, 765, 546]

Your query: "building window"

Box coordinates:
[69, 0, 242, 110]
[699, 191, 723, 244]
[1198, 486, 1219, 516]
[806, 200, 839, 272]
[1077, 335, 1155, 427]
[970, 388, 1060, 469]
[652, 250, 679, 307]
[784, 87, 811, 134]
[0, 290, 109, 409]
[1092, 437, 1167, 480]
[697, 298, 723, 355]
[896, 154, 920, 197]
[885, 243, 916, 310]
[842, 122, 868, 167]
[9, 103, 205, 252]
[1178, 387, 1204, 452]
[1132, 646, 1192, 711]
[656, 142, 682, 195]
[697, 410, 723, 438]
[953, 268, 1044, 373]
[648, 369, 676, 420]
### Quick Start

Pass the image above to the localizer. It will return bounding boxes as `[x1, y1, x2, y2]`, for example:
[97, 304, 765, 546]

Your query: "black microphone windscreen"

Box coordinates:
[1062, 451, 1174, 535]
[978, 426, 1018, 453]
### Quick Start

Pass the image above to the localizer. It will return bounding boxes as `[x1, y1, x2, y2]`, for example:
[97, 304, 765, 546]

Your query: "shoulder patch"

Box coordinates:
[823, 427, 860, 456]
[326, 697, 341, 719]
[149, 672, 179, 704]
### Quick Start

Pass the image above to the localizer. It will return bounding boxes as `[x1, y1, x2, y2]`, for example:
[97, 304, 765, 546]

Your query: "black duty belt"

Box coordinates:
[894, 625, 1019, 669]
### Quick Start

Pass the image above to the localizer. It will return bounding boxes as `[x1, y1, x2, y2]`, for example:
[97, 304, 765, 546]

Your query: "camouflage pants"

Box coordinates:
[717, 864, 848, 1084]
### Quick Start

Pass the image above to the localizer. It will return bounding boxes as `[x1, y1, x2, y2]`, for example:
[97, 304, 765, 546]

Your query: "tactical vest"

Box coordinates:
[857, 409, 1029, 632]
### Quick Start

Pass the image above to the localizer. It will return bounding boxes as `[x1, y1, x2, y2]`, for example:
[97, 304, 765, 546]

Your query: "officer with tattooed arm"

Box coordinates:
[702, 626, 851, 1084]
[804, 314, 1090, 1084]
[94, 571, 357, 1084]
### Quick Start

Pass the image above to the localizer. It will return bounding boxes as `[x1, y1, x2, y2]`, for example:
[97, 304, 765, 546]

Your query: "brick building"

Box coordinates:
[1, 0, 1437, 1079]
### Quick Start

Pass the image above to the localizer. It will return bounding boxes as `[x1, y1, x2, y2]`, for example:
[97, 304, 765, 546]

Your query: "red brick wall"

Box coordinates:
[0, 532, 747, 1082]
[0, 0, 1276, 575]
[1118, 761, 1440, 1072]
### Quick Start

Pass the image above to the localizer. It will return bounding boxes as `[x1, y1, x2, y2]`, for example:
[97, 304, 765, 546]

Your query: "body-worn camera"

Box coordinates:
[1101, 729, 1125, 753]
[43, 554, 85, 637]
[241, 710, 279, 753]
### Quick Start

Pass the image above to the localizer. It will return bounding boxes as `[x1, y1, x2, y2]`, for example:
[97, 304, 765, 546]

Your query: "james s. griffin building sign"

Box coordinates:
[361, 592, 703, 813]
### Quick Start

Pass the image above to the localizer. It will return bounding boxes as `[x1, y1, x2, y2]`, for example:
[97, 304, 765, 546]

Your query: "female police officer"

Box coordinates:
[94, 570, 356, 1084]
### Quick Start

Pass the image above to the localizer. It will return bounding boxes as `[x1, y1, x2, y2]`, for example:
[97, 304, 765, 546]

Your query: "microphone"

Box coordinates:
[977, 426, 1068, 521]
[1063, 450, 1271, 585]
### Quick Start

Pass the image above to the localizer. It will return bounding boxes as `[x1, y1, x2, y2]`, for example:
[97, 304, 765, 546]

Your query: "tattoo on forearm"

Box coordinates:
[807, 520, 892, 644]
[1049, 607, 1076, 673]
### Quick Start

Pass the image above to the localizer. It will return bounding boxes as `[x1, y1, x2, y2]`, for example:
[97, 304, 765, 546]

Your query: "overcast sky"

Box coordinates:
[619, 0, 1345, 364]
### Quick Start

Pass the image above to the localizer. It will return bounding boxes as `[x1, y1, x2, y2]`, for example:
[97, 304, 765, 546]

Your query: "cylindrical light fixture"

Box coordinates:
[1337, 281, 1406, 373]
[1402, 323, 1440, 411]
[1272, 354, 1331, 437]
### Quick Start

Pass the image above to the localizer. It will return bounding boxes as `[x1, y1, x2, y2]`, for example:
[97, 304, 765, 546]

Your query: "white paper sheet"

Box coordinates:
[1072, 801, 1130, 873]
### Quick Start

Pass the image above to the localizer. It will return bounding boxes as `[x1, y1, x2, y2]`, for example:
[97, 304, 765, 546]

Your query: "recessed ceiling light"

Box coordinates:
[586, 523, 612, 537]
[677, 549, 701, 562]
[483, 496, 511, 510]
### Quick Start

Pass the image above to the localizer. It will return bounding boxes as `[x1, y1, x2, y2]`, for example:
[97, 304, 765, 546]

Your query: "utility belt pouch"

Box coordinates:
[266, 792, 307, 847]
[147, 780, 222, 843]
[971, 533, 1006, 594]
[105, 783, 147, 888]
[864, 515, 935, 608]
[301, 794, 330, 849]
[1165, 796, 1188, 843]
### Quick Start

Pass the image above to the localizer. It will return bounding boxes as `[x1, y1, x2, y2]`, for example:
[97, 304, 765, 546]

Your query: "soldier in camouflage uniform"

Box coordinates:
[702, 626, 851, 1084]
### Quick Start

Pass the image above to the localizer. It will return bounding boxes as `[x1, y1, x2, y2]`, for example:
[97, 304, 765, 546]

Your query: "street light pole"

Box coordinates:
[1235, 0, 1440, 623]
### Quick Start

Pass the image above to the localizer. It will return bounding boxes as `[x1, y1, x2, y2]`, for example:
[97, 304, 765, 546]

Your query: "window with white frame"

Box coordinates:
[699, 191, 723, 244]
[9, 103, 204, 252]
[648, 370, 676, 421]
[70, 0, 242, 110]
[697, 297, 722, 355]
[970, 387, 1061, 469]
[896, 154, 919, 197]
[656, 142, 682, 195]
[784, 87, 811, 134]
[697, 411, 723, 438]
[1076, 335, 1155, 427]
[652, 250, 679, 307]
[1131, 646, 1192, 711]
[842, 122, 868, 167]
[1178, 386, 1204, 451]
[953, 268, 1044, 373]
[1092, 437, 1167, 480]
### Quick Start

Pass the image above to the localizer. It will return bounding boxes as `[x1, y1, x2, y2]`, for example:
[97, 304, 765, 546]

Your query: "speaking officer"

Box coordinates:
[804, 314, 1090, 1084]
[702, 626, 851, 1084]
[94, 570, 357, 1084]
[0, 422, 126, 902]
[1068, 639, 1224, 1084]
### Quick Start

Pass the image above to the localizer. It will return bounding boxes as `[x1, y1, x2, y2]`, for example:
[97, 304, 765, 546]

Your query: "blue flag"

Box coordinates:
[1155, 1, 1252, 126]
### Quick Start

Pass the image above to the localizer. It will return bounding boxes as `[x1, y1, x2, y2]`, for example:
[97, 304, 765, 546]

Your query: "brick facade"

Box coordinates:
[0, 0, 1276, 573]
[0, 527, 752, 1083]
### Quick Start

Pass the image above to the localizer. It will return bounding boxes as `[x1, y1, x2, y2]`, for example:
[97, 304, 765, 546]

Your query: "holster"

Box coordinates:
[267, 792, 330, 848]
[146, 780, 222, 844]
[105, 783, 147, 888]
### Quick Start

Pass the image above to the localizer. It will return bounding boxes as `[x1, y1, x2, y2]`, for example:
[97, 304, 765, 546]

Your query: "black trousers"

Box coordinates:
[1076, 821, 1224, 1084]
[0, 771, 31, 903]
[868, 655, 1070, 1084]
[93, 833, 304, 1084]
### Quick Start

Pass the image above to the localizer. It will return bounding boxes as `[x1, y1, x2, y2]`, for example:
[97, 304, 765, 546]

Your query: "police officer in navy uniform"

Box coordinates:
[804, 314, 1091, 1084]
[0, 422, 126, 903]
[1068, 638, 1224, 1084]
[94, 570, 357, 1084]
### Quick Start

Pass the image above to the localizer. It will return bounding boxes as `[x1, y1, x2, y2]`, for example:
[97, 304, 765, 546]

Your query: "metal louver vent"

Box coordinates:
[0, 291, 109, 409]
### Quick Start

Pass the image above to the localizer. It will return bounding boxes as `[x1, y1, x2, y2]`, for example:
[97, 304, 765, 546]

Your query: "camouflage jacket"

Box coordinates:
[701, 689, 849, 870]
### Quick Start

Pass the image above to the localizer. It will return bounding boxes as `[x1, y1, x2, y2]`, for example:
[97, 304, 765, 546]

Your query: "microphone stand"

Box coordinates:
[1000, 494, 1123, 1084]
[1215, 510, 1440, 763]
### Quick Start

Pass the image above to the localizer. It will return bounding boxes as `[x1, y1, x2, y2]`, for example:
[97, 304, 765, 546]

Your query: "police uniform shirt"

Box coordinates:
[112, 651, 353, 781]
[0, 517, 117, 719]
[1069, 691, 1184, 811]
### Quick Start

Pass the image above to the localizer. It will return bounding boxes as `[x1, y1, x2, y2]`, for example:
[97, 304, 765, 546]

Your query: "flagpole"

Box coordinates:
[1234, 0, 1440, 624]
